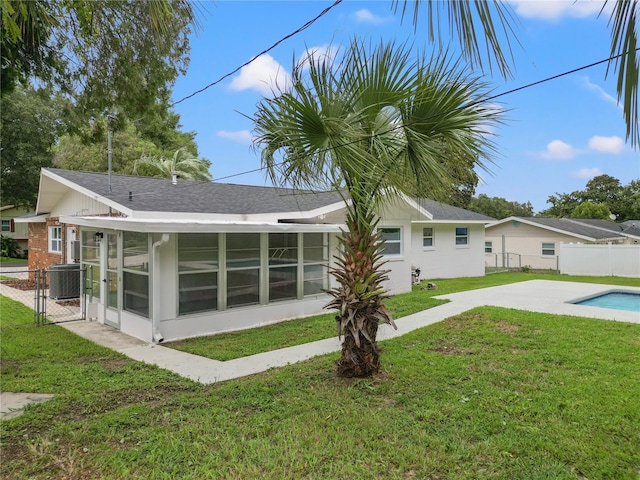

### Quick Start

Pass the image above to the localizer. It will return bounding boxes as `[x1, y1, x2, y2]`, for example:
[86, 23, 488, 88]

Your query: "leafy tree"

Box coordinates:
[253, 39, 503, 377]
[467, 194, 534, 219]
[394, 0, 639, 147]
[54, 121, 161, 175]
[539, 175, 639, 221]
[134, 147, 212, 181]
[1, 0, 197, 130]
[570, 202, 613, 219]
[0, 86, 65, 208]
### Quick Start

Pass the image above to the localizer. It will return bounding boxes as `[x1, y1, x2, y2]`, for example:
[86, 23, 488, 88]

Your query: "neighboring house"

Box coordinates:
[20, 168, 492, 343]
[485, 216, 640, 270]
[0, 205, 30, 256]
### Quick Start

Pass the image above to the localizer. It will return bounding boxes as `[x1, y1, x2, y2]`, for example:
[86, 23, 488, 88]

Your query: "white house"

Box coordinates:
[22, 168, 492, 343]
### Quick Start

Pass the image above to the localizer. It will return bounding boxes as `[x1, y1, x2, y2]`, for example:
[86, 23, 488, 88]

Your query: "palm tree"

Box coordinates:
[253, 39, 503, 377]
[134, 147, 212, 181]
[392, 0, 639, 147]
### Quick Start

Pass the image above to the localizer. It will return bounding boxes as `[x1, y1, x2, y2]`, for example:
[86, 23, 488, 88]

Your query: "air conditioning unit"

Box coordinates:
[70, 240, 80, 262]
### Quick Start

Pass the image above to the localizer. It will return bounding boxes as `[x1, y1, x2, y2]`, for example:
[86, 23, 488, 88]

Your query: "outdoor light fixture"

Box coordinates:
[94, 232, 104, 242]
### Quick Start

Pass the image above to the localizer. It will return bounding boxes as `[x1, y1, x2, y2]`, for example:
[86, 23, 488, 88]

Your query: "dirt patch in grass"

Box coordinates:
[0, 279, 40, 290]
[494, 320, 521, 334]
[442, 312, 489, 329]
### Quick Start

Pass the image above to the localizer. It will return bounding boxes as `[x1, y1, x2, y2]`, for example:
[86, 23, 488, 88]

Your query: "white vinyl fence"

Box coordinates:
[560, 243, 640, 278]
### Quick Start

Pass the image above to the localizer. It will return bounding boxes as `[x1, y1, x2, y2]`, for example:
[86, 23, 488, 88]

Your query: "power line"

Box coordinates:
[170, 0, 343, 106]
[214, 48, 639, 183]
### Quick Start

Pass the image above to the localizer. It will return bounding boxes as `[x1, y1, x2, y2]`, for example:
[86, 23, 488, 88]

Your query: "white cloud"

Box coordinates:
[351, 9, 390, 24]
[217, 130, 253, 145]
[580, 76, 620, 108]
[571, 167, 602, 179]
[229, 54, 291, 96]
[509, 0, 604, 20]
[588, 135, 625, 154]
[540, 139, 577, 160]
[297, 44, 339, 71]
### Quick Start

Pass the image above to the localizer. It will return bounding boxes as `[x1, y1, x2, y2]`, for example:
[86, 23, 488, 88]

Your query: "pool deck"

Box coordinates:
[2, 279, 639, 419]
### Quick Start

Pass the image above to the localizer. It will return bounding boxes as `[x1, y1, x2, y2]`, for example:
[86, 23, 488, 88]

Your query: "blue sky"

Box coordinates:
[170, 0, 639, 214]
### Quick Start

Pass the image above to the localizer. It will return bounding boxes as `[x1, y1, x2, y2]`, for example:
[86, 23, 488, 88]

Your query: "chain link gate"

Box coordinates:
[34, 266, 87, 325]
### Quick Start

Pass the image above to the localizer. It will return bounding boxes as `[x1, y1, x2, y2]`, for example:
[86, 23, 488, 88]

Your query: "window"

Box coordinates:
[303, 233, 328, 296]
[178, 233, 219, 315]
[226, 233, 260, 308]
[1, 219, 12, 232]
[49, 226, 62, 253]
[542, 242, 555, 256]
[423, 228, 434, 248]
[455, 227, 468, 246]
[123, 232, 149, 317]
[485, 241, 493, 253]
[378, 227, 402, 256]
[82, 230, 101, 301]
[269, 233, 298, 302]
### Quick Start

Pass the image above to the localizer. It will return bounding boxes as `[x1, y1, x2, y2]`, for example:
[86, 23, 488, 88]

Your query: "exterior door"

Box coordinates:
[104, 232, 121, 328]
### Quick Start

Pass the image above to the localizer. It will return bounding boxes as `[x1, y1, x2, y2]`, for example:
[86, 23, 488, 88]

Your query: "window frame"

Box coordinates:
[177, 233, 219, 316]
[1, 219, 12, 232]
[455, 226, 469, 247]
[541, 242, 555, 256]
[485, 241, 493, 253]
[378, 227, 402, 257]
[422, 227, 434, 249]
[122, 232, 149, 318]
[49, 226, 62, 253]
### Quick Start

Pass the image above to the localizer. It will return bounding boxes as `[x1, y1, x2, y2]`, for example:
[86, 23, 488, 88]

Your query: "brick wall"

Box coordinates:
[28, 218, 79, 272]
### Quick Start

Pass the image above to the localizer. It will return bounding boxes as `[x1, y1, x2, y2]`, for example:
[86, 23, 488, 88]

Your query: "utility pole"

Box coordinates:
[107, 113, 116, 195]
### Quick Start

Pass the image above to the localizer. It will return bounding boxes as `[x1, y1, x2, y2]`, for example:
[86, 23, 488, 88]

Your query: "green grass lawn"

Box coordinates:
[167, 271, 640, 361]
[1, 291, 639, 479]
[0, 257, 27, 264]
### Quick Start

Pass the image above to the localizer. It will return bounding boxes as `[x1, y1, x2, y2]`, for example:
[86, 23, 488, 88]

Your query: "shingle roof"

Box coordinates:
[45, 168, 493, 222]
[418, 198, 495, 222]
[510, 217, 639, 240]
[46, 169, 345, 215]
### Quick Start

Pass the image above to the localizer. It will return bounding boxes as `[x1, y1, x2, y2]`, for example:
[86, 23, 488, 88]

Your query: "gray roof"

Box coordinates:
[46, 168, 345, 215]
[418, 198, 495, 222]
[45, 168, 492, 221]
[515, 217, 640, 240]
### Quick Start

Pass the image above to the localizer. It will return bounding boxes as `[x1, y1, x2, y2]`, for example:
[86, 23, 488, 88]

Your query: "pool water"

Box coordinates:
[574, 292, 640, 312]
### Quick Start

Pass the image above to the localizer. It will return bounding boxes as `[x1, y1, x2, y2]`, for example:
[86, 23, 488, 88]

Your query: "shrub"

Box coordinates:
[0, 235, 21, 258]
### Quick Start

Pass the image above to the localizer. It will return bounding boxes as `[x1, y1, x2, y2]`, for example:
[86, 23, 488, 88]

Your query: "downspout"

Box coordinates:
[151, 233, 170, 343]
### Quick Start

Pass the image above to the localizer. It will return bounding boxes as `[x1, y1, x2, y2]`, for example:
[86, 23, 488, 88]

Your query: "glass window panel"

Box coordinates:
[542, 243, 555, 255]
[178, 233, 218, 271]
[379, 228, 401, 242]
[227, 269, 259, 307]
[380, 242, 401, 255]
[179, 272, 218, 315]
[269, 233, 298, 265]
[84, 263, 101, 301]
[455, 227, 468, 245]
[269, 266, 297, 301]
[226, 233, 260, 268]
[107, 271, 118, 309]
[304, 264, 327, 296]
[303, 233, 328, 263]
[1, 220, 11, 232]
[485, 241, 493, 253]
[107, 233, 118, 270]
[123, 271, 148, 317]
[123, 232, 148, 272]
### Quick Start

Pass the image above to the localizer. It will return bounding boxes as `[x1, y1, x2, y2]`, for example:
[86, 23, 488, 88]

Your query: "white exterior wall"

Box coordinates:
[560, 244, 640, 277]
[485, 221, 578, 270]
[411, 223, 486, 279]
[378, 203, 414, 294]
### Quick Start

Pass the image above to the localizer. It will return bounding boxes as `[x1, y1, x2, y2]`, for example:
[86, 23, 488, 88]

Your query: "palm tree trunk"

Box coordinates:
[335, 311, 381, 377]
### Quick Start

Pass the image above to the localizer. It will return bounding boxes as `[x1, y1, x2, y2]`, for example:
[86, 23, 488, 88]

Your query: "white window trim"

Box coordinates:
[1, 219, 11, 232]
[378, 226, 403, 258]
[422, 227, 435, 250]
[49, 226, 62, 253]
[541, 242, 555, 256]
[485, 241, 493, 253]
[455, 226, 469, 248]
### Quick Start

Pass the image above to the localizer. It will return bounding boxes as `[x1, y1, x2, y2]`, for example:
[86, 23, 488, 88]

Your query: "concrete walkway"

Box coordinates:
[2, 279, 639, 418]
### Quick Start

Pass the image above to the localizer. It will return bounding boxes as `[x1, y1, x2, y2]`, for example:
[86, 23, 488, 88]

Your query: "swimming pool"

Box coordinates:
[573, 291, 640, 312]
